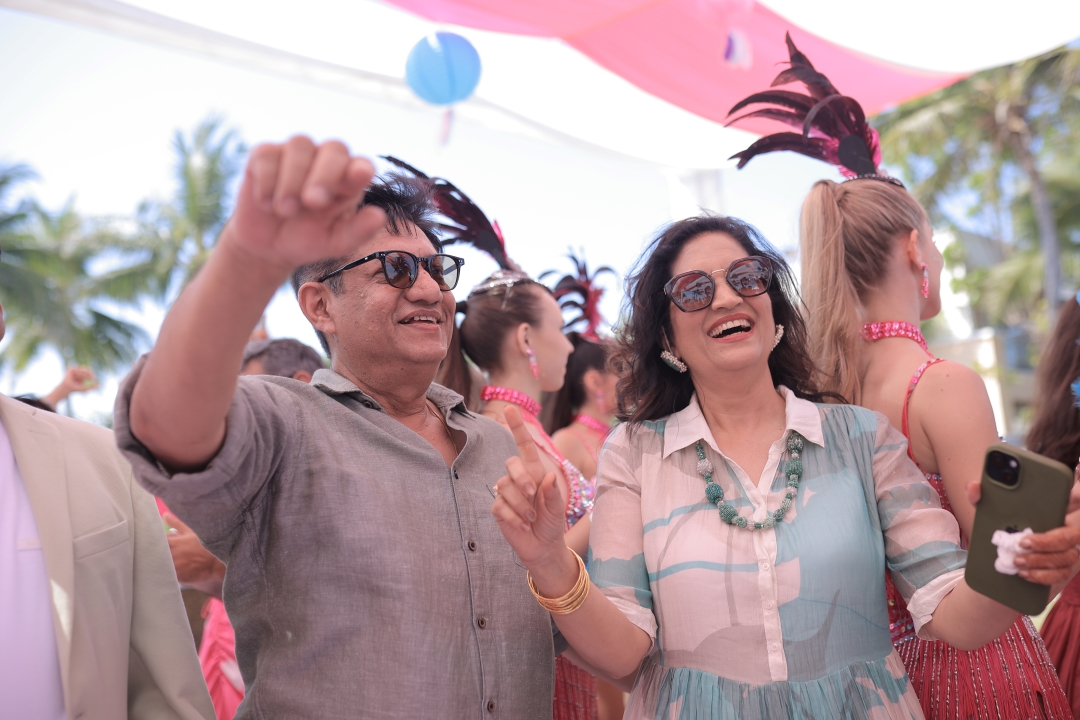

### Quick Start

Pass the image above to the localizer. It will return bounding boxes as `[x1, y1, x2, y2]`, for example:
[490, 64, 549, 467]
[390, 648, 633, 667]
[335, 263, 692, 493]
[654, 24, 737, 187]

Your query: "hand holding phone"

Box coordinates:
[966, 443, 1074, 615]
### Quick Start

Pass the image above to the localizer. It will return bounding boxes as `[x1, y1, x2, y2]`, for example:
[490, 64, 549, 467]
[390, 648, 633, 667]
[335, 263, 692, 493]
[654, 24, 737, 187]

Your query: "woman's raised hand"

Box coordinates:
[222, 136, 387, 273]
[965, 478, 1080, 586]
[491, 406, 569, 567]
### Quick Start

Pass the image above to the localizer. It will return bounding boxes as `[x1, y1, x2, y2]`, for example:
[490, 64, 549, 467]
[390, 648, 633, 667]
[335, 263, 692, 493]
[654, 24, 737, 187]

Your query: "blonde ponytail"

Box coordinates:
[799, 179, 929, 404]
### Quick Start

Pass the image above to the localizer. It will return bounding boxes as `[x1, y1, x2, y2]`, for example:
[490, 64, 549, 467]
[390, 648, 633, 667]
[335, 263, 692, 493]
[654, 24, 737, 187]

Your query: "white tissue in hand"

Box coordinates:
[991, 528, 1034, 575]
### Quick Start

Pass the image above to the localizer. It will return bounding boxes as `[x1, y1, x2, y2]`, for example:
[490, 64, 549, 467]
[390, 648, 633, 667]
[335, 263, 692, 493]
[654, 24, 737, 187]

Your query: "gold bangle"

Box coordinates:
[527, 549, 590, 615]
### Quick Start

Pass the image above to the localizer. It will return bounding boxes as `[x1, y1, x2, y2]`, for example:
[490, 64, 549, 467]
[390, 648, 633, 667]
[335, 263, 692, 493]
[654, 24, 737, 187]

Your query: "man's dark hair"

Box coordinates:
[242, 338, 326, 379]
[15, 395, 55, 413]
[289, 173, 440, 356]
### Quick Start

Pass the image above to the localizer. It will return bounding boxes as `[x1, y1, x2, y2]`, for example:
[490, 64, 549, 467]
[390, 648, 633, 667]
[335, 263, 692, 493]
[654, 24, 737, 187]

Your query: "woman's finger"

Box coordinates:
[1066, 485, 1080, 518]
[492, 496, 532, 534]
[495, 471, 537, 524]
[1021, 525, 1080, 552]
[965, 480, 981, 506]
[1015, 548, 1079, 570]
[504, 406, 546, 496]
[1020, 567, 1074, 585]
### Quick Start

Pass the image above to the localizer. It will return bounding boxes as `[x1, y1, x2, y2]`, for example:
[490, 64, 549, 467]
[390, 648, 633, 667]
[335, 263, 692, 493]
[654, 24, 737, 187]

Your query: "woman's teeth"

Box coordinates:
[709, 319, 751, 338]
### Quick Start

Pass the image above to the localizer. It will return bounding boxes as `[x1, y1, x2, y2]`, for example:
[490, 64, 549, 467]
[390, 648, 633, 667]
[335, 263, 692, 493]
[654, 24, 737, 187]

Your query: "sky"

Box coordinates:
[0, 5, 843, 420]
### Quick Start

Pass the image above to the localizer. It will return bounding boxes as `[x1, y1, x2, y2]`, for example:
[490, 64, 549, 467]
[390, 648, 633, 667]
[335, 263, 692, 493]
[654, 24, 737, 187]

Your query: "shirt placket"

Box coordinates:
[720, 437, 789, 682]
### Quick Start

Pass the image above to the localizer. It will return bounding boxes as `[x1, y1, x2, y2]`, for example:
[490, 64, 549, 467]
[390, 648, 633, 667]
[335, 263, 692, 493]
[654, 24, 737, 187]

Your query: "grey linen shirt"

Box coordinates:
[113, 359, 555, 719]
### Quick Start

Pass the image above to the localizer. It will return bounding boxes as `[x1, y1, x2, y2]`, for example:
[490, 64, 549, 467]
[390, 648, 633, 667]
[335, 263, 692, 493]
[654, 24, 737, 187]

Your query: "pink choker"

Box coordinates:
[861, 321, 928, 354]
[481, 386, 541, 418]
[574, 414, 611, 437]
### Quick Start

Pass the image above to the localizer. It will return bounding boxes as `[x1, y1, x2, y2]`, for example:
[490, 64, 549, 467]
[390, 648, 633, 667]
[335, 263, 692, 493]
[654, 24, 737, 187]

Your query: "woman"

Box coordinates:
[549, 333, 618, 481]
[490, 215, 1080, 720]
[441, 269, 599, 720]
[796, 176, 1074, 719]
[1029, 295, 1080, 718]
[722, 34, 1079, 719]
[548, 333, 625, 720]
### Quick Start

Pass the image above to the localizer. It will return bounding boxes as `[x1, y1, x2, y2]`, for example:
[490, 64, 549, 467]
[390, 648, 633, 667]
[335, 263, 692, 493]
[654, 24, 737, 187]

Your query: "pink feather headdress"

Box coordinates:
[541, 252, 615, 341]
[382, 156, 518, 270]
[726, 33, 901, 186]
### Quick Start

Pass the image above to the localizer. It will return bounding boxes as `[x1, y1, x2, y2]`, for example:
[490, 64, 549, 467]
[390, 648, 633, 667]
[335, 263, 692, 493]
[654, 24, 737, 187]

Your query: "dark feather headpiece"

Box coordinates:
[382, 156, 516, 270]
[725, 33, 901, 186]
[540, 251, 615, 341]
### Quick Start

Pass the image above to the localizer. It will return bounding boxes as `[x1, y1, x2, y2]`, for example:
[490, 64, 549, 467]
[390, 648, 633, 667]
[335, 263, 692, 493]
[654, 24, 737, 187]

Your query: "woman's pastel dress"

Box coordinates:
[589, 388, 967, 719]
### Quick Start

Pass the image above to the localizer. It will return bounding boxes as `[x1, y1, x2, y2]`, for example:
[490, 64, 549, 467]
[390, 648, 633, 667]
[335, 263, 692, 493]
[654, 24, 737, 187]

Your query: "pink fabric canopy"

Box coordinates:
[386, 0, 964, 133]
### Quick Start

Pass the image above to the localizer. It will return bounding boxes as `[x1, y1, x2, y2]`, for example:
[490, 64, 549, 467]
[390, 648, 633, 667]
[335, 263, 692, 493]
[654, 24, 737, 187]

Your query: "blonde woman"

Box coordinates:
[725, 34, 1080, 719]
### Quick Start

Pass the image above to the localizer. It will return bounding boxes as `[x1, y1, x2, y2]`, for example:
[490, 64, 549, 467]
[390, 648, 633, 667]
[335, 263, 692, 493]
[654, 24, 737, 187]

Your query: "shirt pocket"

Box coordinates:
[73, 519, 130, 560]
[486, 485, 527, 569]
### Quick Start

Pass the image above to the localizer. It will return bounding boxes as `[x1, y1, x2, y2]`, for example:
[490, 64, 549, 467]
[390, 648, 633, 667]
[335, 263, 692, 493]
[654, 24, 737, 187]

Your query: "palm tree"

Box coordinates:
[877, 46, 1080, 320]
[131, 116, 246, 300]
[0, 199, 150, 373]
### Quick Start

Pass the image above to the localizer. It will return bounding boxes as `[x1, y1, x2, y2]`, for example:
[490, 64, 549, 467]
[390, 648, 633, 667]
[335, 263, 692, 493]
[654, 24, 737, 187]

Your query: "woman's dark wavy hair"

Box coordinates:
[1026, 298, 1080, 469]
[613, 215, 840, 425]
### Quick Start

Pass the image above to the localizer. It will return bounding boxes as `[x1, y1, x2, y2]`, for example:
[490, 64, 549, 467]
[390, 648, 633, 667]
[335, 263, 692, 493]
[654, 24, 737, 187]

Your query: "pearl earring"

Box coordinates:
[660, 349, 687, 373]
[772, 324, 784, 351]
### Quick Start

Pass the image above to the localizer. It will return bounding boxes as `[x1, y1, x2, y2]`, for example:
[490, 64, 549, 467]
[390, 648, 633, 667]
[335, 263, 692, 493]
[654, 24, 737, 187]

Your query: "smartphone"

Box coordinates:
[965, 442, 1073, 615]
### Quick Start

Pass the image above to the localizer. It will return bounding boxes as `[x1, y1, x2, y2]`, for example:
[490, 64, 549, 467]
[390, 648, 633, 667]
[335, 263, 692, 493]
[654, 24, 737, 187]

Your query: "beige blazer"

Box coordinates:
[0, 394, 214, 720]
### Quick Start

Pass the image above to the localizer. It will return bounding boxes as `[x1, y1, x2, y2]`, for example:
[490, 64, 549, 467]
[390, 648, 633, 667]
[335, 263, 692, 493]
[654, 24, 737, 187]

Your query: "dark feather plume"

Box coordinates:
[540, 251, 615, 340]
[381, 156, 513, 270]
[725, 32, 885, 180]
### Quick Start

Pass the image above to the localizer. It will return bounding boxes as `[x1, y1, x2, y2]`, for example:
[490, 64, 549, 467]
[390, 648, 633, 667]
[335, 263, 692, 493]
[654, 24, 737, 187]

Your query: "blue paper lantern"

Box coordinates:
[405, 32, 482, 106]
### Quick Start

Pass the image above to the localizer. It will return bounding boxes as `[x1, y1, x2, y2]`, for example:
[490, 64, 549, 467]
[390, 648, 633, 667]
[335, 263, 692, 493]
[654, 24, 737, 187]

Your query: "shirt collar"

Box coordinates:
[661, 386, 825, 459]
[309, 368, 468, 414]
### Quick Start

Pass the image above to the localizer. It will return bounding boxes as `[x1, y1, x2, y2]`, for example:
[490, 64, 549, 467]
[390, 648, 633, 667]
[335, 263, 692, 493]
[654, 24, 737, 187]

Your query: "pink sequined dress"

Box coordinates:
[886, 358, 1071, 719]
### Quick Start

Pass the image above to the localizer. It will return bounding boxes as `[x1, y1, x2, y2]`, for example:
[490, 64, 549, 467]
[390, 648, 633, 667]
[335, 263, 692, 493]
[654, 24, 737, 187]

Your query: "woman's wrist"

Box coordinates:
[528, 545, 581, 598]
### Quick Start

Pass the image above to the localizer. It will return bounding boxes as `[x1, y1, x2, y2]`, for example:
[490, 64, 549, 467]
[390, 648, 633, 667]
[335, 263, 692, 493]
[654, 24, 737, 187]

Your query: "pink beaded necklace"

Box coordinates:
[480, 385, 541, 418]
[861, 321, 929, 354]
[481, 385, 595, 524]
[573, 413, 611, 438]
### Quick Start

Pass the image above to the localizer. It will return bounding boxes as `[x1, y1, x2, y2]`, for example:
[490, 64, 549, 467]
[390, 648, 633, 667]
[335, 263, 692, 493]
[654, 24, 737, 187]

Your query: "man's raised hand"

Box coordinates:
[491, 406, 568, 566]
[224, 136, 386, 272]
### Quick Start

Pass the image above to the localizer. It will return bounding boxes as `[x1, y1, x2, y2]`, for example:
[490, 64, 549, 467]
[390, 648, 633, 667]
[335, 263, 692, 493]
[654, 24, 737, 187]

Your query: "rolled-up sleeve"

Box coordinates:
[871, 416, 966, 639]
[113, 355, 297, 543]
[587, 425, 657, 640]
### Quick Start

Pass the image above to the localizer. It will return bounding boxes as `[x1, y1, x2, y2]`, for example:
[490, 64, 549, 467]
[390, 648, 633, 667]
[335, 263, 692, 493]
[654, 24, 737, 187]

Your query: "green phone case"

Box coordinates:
[965, 442, 1073, 615]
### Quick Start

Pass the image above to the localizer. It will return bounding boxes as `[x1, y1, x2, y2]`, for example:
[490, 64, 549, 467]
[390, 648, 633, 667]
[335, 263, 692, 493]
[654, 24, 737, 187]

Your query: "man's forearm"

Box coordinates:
[129, 231, 291, 471]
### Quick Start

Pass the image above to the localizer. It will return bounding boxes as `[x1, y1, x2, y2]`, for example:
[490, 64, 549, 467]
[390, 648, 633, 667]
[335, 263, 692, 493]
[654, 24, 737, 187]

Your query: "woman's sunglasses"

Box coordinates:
[663, 256, 773, 313]
[318, 250, 465, 291]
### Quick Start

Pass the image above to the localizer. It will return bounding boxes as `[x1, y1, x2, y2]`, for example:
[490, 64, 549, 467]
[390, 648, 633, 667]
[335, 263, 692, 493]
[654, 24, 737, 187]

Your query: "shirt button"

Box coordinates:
[761, 562, 770, 570]
[770, 642, 779, 652]
[765, 601, 774, 610]
[468, 540, 477, 552]
[477, 617, 487, 629]
[487, 700, 496, 713]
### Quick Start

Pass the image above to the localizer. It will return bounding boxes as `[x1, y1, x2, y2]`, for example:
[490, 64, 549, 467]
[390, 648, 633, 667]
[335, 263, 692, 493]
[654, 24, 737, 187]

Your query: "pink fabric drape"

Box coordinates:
[386, 1, 963, 130]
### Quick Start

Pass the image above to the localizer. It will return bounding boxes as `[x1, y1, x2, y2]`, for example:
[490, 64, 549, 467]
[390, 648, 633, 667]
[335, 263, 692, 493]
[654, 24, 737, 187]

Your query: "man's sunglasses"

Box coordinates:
[318, 250, 465, 291]
[663, 256, 773, 313]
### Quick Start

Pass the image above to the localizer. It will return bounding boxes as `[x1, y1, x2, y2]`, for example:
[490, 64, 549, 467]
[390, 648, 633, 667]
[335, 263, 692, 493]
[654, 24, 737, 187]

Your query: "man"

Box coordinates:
[0, 301, 213, 719]
[114, 138, 556, 718]
[164, 336, 327, 720]
[238, 336, 325, 381]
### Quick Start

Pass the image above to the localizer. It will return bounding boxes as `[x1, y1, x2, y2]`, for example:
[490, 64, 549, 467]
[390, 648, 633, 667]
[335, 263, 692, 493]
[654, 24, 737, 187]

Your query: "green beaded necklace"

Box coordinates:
[694, 431, 805, 530]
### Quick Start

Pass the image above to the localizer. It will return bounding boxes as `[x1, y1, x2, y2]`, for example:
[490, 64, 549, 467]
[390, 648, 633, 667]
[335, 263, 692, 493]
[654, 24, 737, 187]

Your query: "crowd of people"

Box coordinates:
[5, 35, 1080, 720]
